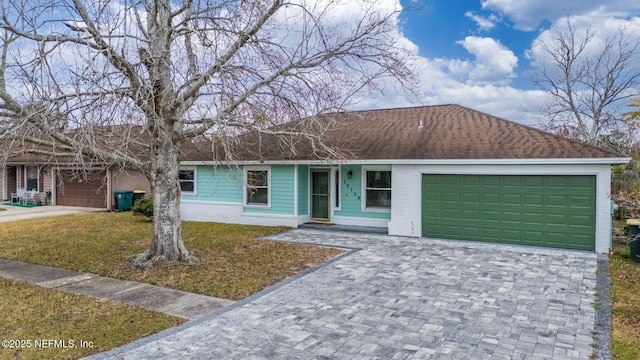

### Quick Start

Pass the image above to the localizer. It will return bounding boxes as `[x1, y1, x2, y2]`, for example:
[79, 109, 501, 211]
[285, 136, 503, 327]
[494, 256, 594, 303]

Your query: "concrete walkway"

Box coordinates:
[0, 258, 234, 320]
[0, 204, 104, 222]
[91, 229, 605, 360]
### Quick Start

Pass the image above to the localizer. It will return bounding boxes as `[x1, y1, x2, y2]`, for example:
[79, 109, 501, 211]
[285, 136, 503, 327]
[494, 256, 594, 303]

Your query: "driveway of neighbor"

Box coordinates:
[93, 229, 601, 359]
[0, 204, 103, 222]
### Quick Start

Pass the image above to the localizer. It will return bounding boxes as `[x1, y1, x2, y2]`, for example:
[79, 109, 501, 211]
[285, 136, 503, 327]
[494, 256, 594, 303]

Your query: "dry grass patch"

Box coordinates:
[0, 212, 343, 300]
[0, 278, 183, 360]
[610, 222, 640, 360]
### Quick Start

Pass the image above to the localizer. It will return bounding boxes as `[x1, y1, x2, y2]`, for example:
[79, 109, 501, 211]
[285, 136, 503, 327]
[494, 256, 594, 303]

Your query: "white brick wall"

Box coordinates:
[180, 200, 301, 227]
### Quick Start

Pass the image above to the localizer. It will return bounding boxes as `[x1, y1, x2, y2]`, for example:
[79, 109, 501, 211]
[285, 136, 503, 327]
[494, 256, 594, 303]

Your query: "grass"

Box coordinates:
[610, 220, 640, 360]
[0, 212, 343, 359]
[0, 278, 184, 360]
[0, 212, 342, 300]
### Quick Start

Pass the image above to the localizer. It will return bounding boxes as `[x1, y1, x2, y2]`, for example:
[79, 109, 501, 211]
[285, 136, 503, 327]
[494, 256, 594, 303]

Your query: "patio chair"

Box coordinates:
[11, 188, 26, 204]
[21, 189, 37, 205]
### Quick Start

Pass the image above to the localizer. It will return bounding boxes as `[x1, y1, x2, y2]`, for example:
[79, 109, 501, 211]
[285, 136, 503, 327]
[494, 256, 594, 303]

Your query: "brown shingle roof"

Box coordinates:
[200, 104, 623, 162]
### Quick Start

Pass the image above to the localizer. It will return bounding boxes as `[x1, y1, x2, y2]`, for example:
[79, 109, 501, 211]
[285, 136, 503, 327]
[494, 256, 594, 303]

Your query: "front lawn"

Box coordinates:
[0, 212, 342, 300]
[0, 278, 184, 360]
[0, 212, 342, 359]
[610, 220, 640, 359]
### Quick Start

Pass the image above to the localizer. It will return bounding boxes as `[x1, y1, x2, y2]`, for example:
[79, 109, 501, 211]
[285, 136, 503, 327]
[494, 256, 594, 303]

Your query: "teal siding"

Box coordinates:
[335, 165, 391, 220]
[181, 166, 243, 202]
[244, 165, 296, 215]
[183, 164, 393, 221]
[298, 165, 309, 215]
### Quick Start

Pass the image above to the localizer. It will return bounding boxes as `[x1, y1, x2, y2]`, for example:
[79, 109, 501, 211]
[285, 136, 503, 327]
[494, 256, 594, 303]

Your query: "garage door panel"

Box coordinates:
[571, 196, 594, 207]
[462, 193, 480, 203]
[422, 174, 595, 251]
[482, 228, 501, 240]
[570, 215, 592, 226]
[481, 193, 500, 204]
[482, 211, 500, 221]
[524, 194, 544, 205]
[441, 225, 460, 236]
[502, 212, 521, 223]
[522, 212, 543, 224]
[502, 194, 521, 205]
[523, 231, 543, 241]
[462, 209, 480, 220]
[463, 176, 480, 185]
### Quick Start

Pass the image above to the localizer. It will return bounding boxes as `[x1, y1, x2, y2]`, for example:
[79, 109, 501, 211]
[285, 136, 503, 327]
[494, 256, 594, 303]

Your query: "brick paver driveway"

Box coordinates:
[94, 229, 599, 359]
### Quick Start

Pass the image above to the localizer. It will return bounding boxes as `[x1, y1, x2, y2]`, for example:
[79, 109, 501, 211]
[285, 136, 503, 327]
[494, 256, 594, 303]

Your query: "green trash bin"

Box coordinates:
[631, 237, 640, 263]
[132, 190, 146, 206]
[114, 191, 134, 212]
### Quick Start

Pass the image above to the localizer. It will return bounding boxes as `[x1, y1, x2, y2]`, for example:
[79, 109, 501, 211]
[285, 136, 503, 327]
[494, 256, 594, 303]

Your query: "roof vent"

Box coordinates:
[418, 119, 424, 128]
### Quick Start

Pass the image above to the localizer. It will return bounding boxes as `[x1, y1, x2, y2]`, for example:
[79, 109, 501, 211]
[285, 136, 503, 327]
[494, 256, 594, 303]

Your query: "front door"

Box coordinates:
[311, 170, 330, 221]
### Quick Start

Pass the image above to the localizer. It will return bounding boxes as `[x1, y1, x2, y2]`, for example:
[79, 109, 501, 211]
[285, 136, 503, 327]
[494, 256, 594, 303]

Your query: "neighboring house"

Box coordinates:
[1, 156, 150, 209]
[1, 126, 151, 209]
[179, 104, 629, 253]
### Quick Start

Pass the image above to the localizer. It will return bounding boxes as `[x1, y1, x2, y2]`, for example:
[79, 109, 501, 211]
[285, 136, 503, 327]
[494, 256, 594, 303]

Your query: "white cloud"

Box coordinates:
[353, 53, 547, 125]
[424, 70, 546, 125]
[464, 11, 498, 32]
[481, 0, 640, 31]
[357, 1, 639, 127]
[455, 36, 518, 85]
[527, 15, 640, 70]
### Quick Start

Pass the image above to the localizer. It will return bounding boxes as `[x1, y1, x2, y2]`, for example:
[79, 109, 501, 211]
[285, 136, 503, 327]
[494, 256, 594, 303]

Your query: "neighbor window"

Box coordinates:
[26, 166, 40, 192]
[246, 168, 269, 206]
[179, 168, 195, 193]
[365, 170, 391, 209]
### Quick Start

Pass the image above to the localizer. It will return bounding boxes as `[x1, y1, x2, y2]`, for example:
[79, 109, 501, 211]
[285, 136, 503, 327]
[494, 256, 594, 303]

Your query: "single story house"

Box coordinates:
[1, 158, 150, 209]
[1, 126, 151, 209]
[179, 104, 629, 253]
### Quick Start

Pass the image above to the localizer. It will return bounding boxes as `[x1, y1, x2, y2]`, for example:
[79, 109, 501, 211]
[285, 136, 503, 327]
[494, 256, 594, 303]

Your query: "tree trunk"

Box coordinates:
[134, 129, 196, 268]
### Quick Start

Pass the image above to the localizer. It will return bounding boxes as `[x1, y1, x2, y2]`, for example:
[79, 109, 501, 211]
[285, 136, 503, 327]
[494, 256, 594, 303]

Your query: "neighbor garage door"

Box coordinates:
[422, 174, 596, 251]
[56, 170, 107, 208]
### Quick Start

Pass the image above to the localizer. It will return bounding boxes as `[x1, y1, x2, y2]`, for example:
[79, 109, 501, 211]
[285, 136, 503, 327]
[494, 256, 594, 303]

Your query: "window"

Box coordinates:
[26, 166, 39, 192]
[179, 168, 195, 193]
[246, 169, 269, 206]
[365, 170, 391, 209]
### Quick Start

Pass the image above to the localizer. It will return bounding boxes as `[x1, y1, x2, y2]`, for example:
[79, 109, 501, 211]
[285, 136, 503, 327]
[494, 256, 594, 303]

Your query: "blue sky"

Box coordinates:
[373, 0, 640, 124]
[399, 1, 539, 89]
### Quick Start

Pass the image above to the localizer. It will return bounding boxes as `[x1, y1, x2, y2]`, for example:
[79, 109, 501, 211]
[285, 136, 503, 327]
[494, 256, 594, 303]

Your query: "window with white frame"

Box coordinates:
[178, 168, 196, 194]
[364, 169, 391, 209]
[246, 168, 269, 206]
[26, 166, 40, 192]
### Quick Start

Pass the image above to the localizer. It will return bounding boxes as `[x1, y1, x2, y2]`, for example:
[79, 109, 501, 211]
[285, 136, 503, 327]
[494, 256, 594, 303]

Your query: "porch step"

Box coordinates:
[299, 222, 388, 234]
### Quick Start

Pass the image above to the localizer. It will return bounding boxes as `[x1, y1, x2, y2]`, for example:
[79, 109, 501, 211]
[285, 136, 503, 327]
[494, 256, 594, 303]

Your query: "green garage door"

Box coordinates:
[422, 174, 596, 251]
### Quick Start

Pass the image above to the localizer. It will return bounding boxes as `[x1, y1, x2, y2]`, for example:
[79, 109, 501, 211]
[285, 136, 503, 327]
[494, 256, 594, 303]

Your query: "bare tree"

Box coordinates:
[531, 17, 640, 146]
[0, 0, 416, 267]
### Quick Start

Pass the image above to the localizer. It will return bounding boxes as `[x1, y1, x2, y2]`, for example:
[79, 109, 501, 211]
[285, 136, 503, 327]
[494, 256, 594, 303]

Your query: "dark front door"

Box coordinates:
[311, 170, 330, 221]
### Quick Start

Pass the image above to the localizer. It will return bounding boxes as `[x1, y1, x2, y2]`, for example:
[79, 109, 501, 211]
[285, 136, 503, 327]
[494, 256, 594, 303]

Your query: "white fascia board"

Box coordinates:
[181, 157, 631, 166]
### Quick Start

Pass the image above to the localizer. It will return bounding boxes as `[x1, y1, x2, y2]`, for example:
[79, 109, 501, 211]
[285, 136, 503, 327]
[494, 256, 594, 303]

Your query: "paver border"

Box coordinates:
[595, 254, 612, 359]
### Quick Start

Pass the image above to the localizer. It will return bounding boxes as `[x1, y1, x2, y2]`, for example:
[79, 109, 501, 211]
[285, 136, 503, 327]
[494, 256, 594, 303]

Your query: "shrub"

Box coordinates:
[132, 197, 153, 218]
